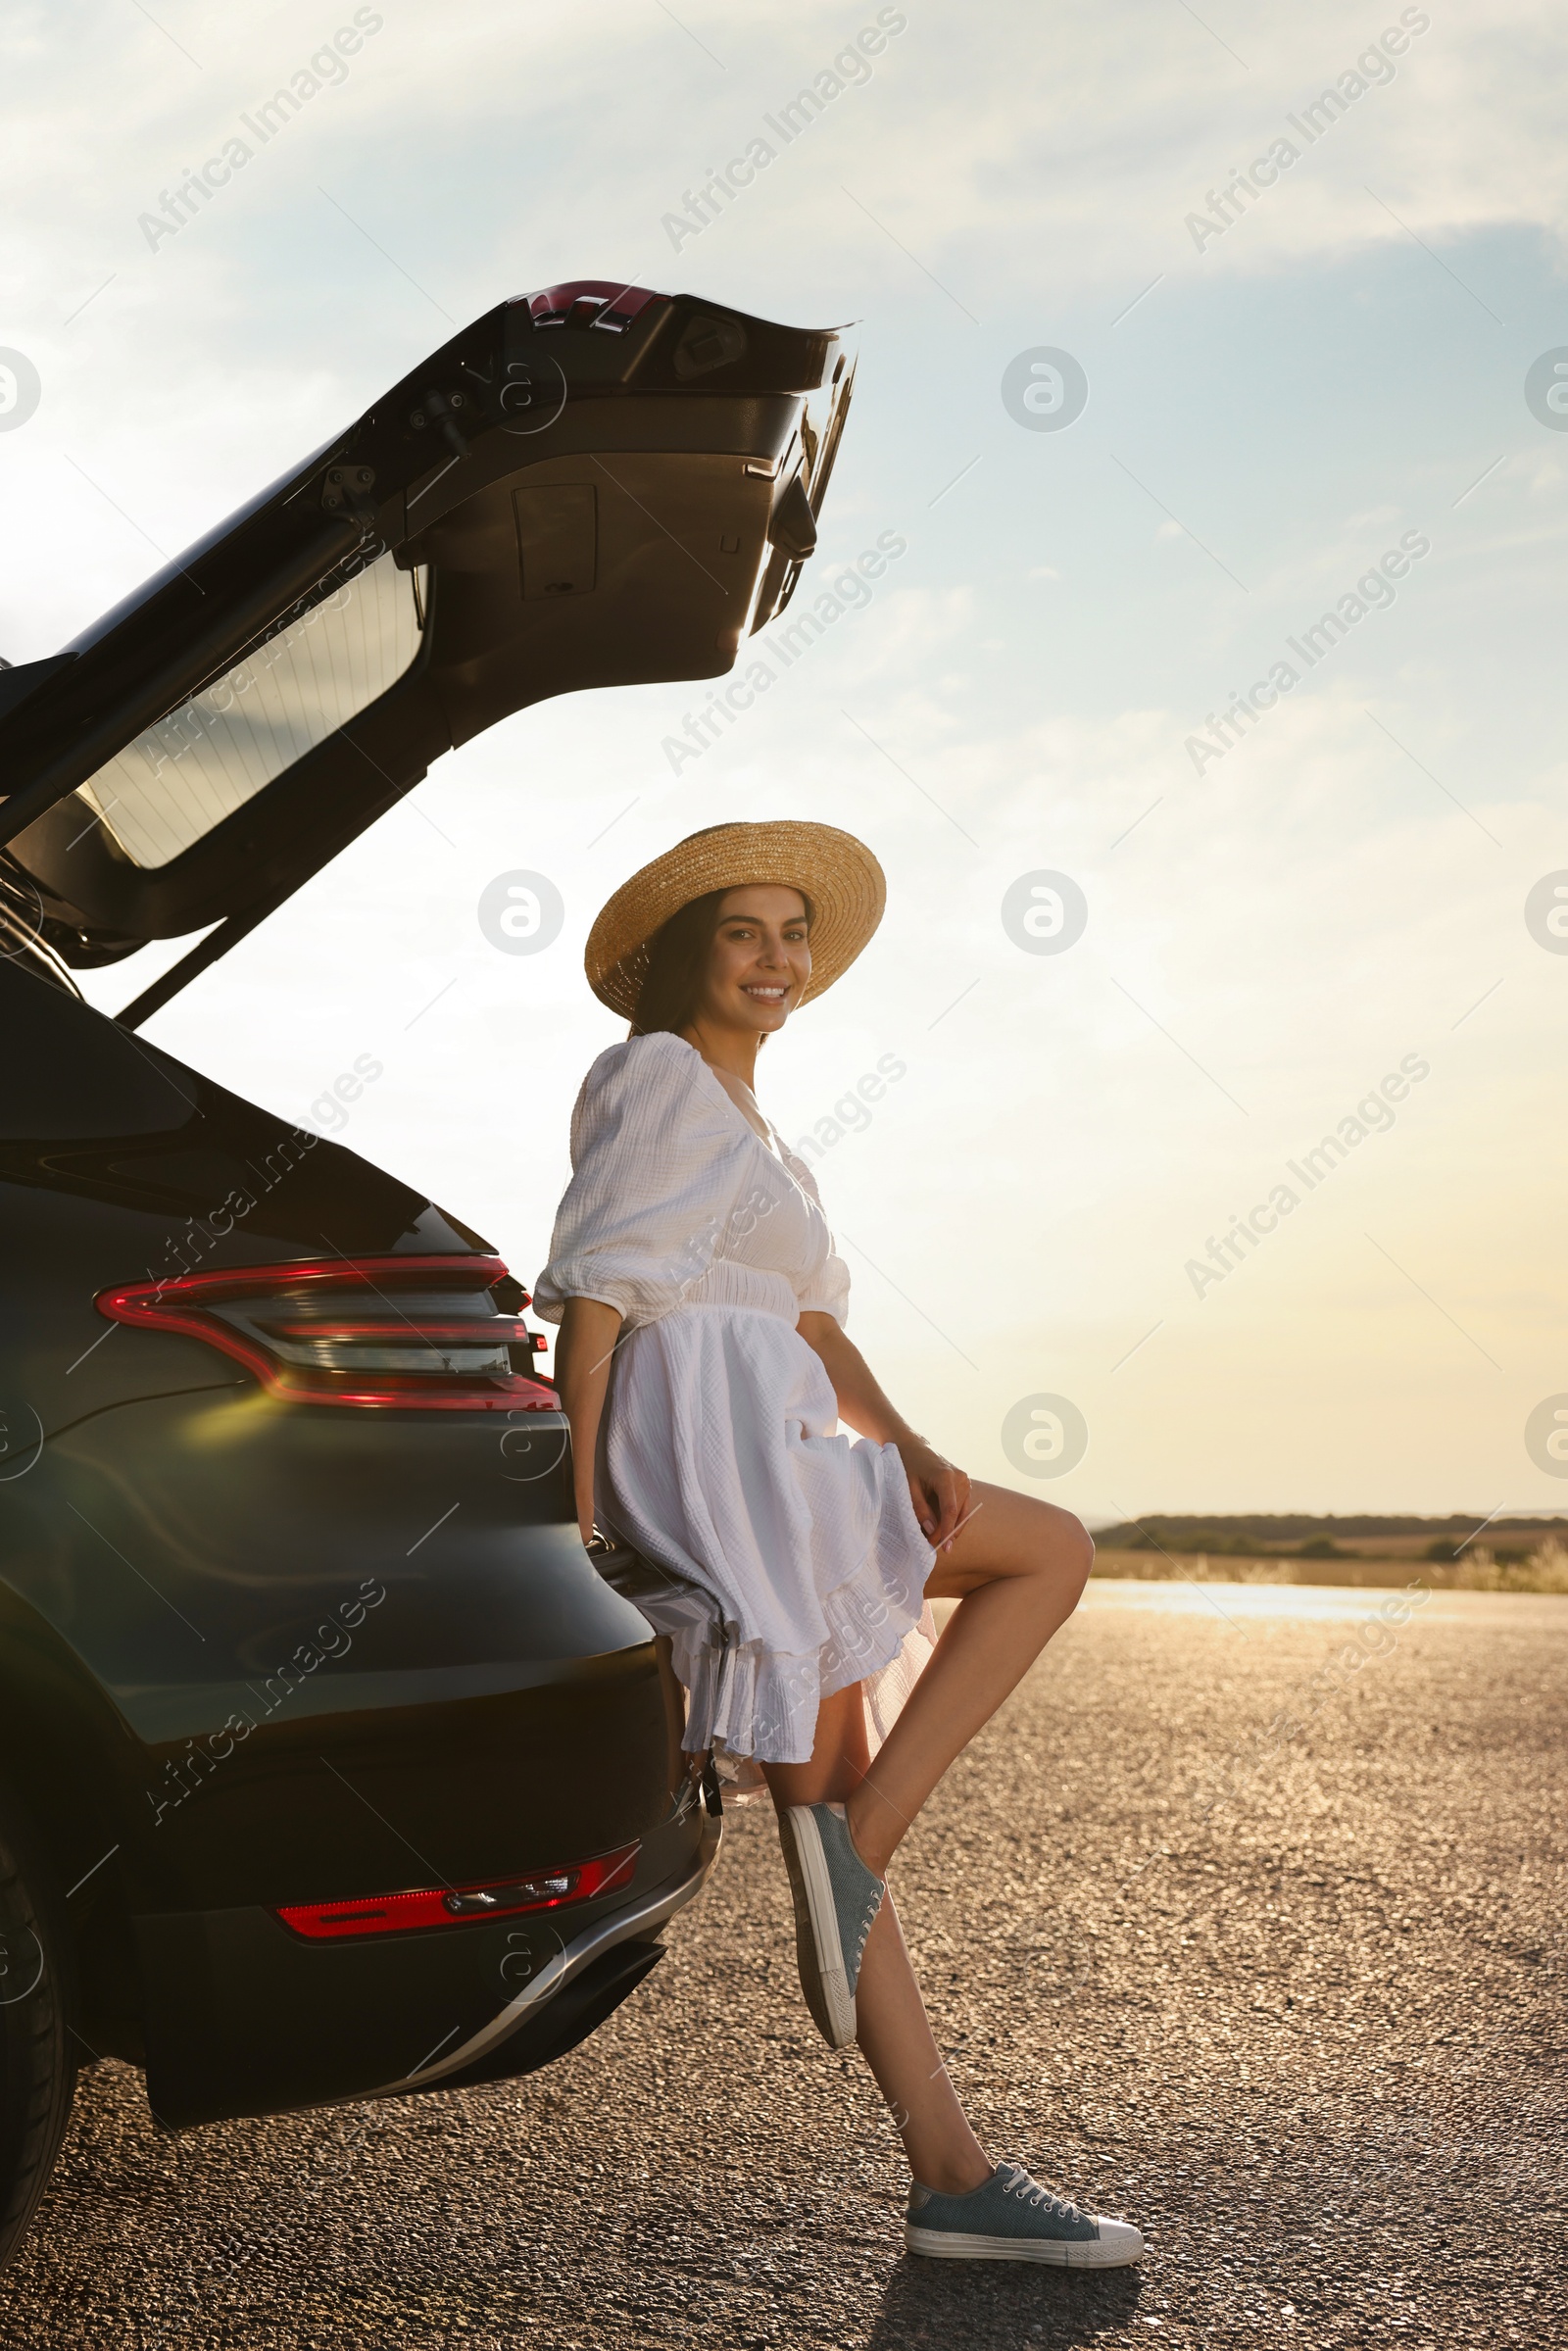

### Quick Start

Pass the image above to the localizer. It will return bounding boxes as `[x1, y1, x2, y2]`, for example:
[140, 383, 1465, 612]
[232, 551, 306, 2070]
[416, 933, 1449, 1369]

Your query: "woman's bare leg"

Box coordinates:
[853, 1897, 992, 2191]
[844, 1483, 1092, 1875]
[760, 1494, 1090, 2187]
[761, 1688, 991, 2192]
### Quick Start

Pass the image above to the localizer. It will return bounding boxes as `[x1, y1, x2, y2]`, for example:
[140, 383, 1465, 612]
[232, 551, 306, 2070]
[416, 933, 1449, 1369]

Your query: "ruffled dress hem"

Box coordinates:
[674, 1483, 935, 1767]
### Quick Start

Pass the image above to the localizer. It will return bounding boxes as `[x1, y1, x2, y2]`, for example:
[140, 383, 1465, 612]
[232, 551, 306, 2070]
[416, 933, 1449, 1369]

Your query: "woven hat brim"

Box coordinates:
[585, 821, 886, 1020]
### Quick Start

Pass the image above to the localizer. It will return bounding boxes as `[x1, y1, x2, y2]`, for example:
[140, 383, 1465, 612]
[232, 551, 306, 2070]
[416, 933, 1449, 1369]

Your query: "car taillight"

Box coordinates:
[95, 1254, 559, 1412]
[521, 278, 665, 331]
[275, 1843, 640, 1940]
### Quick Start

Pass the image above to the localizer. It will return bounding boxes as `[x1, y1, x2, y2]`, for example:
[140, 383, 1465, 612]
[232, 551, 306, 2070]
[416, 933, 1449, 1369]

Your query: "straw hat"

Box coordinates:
[585, 820, 886, 1019]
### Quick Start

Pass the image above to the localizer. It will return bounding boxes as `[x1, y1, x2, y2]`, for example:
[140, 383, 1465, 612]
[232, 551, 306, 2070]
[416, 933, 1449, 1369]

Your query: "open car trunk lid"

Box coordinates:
[0, 280, 854, 1021]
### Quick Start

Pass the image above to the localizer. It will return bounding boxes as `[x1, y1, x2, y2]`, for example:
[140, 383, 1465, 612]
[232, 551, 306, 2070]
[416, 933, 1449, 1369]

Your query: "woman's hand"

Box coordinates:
[897, 1437, 971, 1553]
[796, 1313, 971, 1551]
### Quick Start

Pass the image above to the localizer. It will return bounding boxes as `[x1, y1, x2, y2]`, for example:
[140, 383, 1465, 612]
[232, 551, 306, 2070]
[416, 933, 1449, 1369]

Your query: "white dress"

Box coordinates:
[533, 1029, 937, 1768]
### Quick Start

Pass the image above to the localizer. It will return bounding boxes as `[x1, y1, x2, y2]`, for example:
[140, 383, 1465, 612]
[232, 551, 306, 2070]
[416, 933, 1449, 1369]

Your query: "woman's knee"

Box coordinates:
[932, 1485, 1093, 1600]
[1031, 1500, 1094, 1596]
[1067, 1508, 1096, 1592]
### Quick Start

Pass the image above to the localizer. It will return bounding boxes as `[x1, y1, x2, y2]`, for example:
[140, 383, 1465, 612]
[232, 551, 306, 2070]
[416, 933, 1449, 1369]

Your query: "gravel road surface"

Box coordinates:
[5, 1581, 1564, 2349]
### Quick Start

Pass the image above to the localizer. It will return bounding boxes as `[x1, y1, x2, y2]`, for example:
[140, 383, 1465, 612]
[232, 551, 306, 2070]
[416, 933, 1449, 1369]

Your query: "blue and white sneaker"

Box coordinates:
[906, 2161, 1145, 2267]
[776, 1802, 884, 2048]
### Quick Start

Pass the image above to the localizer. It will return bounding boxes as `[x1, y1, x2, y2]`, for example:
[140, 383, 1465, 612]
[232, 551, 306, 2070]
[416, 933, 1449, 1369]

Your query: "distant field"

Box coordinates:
[1090, 1542, 1568, 1595]
[1084, 1512, 1568, 1593]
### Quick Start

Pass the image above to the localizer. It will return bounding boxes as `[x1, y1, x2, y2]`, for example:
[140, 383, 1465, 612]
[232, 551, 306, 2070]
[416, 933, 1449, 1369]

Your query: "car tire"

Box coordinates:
[0, 1794, 77, 2274]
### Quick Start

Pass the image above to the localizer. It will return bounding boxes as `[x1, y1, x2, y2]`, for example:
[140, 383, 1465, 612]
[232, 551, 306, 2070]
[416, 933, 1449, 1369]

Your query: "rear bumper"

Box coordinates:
[137, 1794, 721, 2129]
[402, 1793, 721, 2093]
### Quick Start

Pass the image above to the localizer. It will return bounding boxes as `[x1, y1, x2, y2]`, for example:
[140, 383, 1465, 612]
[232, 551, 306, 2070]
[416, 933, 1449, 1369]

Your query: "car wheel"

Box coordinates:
[0, 1795, 77, 2273]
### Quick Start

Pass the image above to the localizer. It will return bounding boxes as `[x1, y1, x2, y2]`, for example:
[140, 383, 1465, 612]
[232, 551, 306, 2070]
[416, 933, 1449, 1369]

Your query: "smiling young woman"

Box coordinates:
[533, 820, 1143, 2268]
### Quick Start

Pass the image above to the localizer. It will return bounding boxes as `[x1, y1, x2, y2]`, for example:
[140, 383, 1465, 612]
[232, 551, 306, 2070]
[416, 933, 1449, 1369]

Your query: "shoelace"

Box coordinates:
[1000, 2167, 1086, 2225]
[851, 1886, 881, 1964]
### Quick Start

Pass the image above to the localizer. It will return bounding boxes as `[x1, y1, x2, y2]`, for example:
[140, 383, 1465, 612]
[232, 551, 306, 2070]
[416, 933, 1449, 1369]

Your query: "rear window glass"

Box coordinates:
[74, 549, 427, 869]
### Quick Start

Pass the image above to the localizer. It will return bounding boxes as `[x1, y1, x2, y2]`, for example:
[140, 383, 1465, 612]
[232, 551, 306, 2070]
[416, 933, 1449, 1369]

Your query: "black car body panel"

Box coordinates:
[1, 958, 483, 1437]
[0, 950, 714, 2124]
[136, 1804, 712, 2128]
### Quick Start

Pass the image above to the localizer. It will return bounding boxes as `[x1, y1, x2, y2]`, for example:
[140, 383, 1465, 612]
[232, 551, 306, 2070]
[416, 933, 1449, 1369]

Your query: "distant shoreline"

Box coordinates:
[1090, 1546, 1568, 1596]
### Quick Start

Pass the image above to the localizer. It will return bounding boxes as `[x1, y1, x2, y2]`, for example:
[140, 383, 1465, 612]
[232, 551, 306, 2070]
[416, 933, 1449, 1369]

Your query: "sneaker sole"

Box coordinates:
[906, 2223, 1145, 2268]
[778, 1806, 856, 2050]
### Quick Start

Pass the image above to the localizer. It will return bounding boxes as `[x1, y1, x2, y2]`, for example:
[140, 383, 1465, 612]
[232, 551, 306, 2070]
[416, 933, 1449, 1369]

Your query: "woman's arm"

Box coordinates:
[555, 1296, 624, 1544]
[797, 1310, 971, 1550]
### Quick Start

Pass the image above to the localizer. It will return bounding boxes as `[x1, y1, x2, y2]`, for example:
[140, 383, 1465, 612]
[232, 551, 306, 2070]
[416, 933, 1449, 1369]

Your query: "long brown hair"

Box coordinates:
[629, 885, 814, 1039]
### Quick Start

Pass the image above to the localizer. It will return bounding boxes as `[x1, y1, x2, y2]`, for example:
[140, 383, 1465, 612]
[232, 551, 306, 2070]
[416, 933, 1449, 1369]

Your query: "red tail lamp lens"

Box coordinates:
[95, 1254, 559, 1411]
[522, 278, 666, 330]
[276, 1844, 640, 1940]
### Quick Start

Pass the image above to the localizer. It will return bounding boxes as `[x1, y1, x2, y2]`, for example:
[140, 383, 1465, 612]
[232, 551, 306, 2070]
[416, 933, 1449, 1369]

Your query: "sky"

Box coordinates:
[3, 0, 1566, 1522]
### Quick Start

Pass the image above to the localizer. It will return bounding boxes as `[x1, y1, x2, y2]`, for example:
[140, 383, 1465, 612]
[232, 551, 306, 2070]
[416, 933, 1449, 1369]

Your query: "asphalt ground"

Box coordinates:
[4, 1581, 1564, 2350]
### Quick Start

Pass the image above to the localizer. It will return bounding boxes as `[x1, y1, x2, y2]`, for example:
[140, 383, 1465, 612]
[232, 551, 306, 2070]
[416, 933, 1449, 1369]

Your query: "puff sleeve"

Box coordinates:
[795, 1250, 851, 1326]
[533, 1033, 752, 1328]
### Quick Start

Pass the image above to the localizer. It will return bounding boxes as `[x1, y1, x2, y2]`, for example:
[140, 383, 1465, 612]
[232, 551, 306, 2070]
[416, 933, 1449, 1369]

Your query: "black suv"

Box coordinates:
[0, 279, 852, 2268]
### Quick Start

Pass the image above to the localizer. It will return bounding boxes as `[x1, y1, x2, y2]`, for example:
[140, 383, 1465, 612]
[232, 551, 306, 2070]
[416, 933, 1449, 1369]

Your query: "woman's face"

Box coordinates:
[694, 885, 811, 1036]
